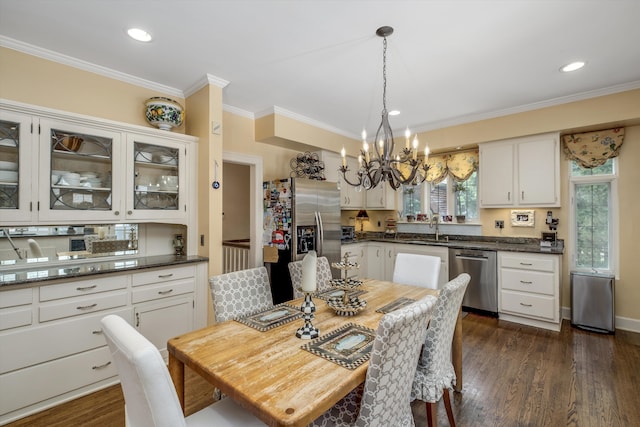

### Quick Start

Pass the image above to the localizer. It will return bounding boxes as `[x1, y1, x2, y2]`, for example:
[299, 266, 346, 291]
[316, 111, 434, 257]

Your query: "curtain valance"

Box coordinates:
[425, 150, 478, 184]
[562, 128, 625, 168]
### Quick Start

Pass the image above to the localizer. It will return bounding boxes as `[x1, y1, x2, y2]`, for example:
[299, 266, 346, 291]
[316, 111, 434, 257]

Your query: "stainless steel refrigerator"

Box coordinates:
[263, 178, 341, 303]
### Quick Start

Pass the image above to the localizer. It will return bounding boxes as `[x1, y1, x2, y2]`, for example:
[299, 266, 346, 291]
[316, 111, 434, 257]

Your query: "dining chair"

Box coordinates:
[410, 273, 471, 427]
[310, 294, 437, 427]
[393, 253, 441, 290]
[288, 256, 333, 298]
[209, 266, 274, 322]
[100, 314, 265, 427]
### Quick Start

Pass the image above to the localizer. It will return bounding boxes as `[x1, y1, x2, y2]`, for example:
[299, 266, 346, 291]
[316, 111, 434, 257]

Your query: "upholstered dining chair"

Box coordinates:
[411, 273, 471, 427]
[310, 294, 437, 427]
[288, 256, 334, 298]
[100, 314, 265, 427]
[393, 253, 441, 290]
[209, 266, 273, 322]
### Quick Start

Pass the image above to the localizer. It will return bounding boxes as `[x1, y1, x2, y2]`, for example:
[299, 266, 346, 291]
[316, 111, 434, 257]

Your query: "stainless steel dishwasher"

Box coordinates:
[449, 248, 498, 316]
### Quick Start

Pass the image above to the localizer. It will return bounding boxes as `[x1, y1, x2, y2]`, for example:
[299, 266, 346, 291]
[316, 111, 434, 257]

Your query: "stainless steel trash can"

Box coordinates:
[570, 271, 615, 333]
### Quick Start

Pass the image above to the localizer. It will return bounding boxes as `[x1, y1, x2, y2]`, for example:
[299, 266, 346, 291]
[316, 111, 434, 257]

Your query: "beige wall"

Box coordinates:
[2, 47, 638, 327]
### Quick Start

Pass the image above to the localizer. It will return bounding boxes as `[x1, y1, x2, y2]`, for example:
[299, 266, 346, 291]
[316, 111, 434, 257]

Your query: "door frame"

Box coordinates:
[222, 151, 263, 267]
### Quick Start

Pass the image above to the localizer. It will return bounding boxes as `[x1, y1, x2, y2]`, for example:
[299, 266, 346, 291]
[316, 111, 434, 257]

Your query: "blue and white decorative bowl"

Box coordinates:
[144, 97, 184, 131]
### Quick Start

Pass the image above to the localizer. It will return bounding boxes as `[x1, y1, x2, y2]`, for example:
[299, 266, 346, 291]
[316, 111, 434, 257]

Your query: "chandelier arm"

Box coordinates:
[339, 165, 363, 187]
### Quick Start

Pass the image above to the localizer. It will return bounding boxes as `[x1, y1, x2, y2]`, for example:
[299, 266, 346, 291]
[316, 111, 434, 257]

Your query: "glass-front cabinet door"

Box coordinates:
[0, 111, 35, 224]
[126, 134, 186, 223]
[38, 119, 124, 222]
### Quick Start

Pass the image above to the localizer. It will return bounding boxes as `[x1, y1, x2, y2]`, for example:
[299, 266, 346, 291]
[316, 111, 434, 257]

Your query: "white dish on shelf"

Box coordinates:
[0, 170, 18, 182]
[0, 161, 18, 171]
[135, 151, 153, 162]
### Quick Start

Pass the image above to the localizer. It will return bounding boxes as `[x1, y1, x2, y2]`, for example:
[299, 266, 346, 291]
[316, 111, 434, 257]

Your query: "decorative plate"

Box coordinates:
[327, 296, 367, 316]
[329, 278, 363, 289]
[331, 261, 360, 269]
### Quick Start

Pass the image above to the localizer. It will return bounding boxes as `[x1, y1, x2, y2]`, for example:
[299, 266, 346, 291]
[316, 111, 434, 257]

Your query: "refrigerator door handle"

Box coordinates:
[316, 211, 324, 256]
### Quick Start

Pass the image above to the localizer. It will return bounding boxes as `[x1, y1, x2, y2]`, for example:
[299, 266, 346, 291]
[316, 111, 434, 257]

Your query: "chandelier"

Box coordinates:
[340, 26, 430, 191]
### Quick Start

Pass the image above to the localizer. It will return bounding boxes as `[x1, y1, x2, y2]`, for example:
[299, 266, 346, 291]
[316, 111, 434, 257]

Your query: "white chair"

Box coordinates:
[410, 273, 471, 427]
[393, 253, 441, 289]
[310, 294, 437, 427]
[209, 266, 273, 322]
[100, 314, 265, 427]
[288, 256, 333, 298]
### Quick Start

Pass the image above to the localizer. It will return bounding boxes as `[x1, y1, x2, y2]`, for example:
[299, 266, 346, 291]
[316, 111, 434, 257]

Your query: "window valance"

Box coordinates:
[425, 150, 478, 184]
[562, 127, 625, 168]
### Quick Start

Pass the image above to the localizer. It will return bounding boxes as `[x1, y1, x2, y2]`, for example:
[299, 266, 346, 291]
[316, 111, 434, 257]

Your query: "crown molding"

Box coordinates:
[223, 104, 254, 119]
[0, 36, 186, 99]
[414, 80, 640, 133]
[255, 105, 358, 140]
[183, 73, 230, 97]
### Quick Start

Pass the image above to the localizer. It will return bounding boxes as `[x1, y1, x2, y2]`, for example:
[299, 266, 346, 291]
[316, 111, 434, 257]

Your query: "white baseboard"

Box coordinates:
[561, 306, 640, 333]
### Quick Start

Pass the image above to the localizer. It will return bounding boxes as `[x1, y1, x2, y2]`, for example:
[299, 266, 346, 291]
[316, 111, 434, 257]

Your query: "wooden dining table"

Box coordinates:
[167, 278, 463, 427]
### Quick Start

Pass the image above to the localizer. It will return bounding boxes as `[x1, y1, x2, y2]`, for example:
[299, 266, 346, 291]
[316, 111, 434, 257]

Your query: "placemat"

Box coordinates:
[375, 297, 417, 314]
[236, 303, 302, 332]
[301, 323, 375, 370]
[315, 288, 366, 301]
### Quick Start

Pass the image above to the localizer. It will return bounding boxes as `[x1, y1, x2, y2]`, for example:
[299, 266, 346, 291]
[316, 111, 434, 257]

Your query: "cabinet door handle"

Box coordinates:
[92, 330, 103, 335]
[158, 289, 173, 295]
[158, 273, 174, 278]
[519, 302, 533, 307]
[127, 210, 133, 215]
[519, 262, 533, 266]
[136, 312, 140, 327]
[114, 211, 120, 216]
[520, 280, 533, 284]
[522, 191, 525, 199]
[92, 361, 112, 370]
[76, 303, 97, 310]
[76, 284, 97, 291]
[376, 249, 380, 257]
[507, 191, 511, 201]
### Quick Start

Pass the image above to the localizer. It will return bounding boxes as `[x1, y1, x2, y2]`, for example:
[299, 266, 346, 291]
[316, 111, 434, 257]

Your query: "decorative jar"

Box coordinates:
[144, 97, 184, 130]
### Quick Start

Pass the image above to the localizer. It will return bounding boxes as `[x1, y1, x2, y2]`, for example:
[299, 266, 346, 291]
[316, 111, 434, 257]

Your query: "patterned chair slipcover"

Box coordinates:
[209, 266, 274, 323]
[310, 294, 437, 427]
[288, 256, 333, 299]
[410, 273, 471, 427]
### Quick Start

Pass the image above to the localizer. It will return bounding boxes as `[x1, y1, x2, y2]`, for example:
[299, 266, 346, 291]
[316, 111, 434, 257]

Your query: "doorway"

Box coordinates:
[222, 152, 263, 269]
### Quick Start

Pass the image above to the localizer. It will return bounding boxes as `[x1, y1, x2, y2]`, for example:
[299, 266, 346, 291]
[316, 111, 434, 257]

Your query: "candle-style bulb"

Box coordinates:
[341, 147, 346, 167]
[412, 135, 419, 150]
[361, 129, 367, 141]
[405, 128, 411, 149]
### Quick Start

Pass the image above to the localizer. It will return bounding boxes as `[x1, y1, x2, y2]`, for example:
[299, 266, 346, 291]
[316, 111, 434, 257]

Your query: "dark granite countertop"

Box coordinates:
[342, 233, 564, 255]
[0, 254, 209, 288]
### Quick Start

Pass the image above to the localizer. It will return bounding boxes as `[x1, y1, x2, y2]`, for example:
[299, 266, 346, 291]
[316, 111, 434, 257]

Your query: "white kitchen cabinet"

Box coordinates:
[365, 243, 384, 280]
[365, 183, 396, 210]
[0, 100, 198, 226]
[0, 111, 37, 224]
[479, 133, 560, 208]
[318, 150, 363, 209]
[391, 244, 449, 288]
[498, 251, 562, 331]
[0, 261, 208, 424]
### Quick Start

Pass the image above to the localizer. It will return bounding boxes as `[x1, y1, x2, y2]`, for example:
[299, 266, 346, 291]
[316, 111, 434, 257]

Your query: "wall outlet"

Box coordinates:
[495, 220, 504, 229]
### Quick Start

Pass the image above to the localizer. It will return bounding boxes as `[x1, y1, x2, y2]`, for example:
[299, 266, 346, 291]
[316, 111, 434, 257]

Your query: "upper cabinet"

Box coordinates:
[0, 111, 35, 224]
[479, 133, 560, 208]
[316, 150, 363, 209]
[0, 100, 197, 226]
[364, 183, 396, 210]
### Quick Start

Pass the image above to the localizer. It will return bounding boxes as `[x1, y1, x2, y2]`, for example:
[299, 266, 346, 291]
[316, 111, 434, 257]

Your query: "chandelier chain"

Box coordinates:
[382, 36, 387, 111]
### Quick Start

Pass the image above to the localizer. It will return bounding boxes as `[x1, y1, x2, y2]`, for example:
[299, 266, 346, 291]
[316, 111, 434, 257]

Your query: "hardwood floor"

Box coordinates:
[6, 314, 639, 427]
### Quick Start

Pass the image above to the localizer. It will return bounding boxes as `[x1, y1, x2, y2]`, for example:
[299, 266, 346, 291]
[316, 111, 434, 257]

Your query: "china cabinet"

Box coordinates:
[0, 111, 35, 224]
[479, 133, 560, 208]
[0, 100, 197, 227]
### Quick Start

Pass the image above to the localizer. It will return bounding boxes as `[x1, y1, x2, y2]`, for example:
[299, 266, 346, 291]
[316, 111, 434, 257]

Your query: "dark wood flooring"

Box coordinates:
[7, 314, 640, 427]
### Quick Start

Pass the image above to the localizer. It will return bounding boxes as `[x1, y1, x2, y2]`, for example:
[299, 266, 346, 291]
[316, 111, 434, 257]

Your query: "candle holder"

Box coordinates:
[295, 292, 319, 339]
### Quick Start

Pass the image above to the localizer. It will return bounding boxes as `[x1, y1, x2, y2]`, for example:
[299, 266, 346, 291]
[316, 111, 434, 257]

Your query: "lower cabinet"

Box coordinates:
[0, 261, 208, 425]
[341, 243, 366, 279]
[498, 251, 562, 331]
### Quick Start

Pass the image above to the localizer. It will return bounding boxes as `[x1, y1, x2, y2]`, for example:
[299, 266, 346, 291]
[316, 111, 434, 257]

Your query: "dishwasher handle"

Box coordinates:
[455, 254, 490, 261]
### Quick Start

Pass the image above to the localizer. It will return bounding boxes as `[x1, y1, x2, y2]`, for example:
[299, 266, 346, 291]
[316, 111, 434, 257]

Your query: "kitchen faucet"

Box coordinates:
[2, 228, 24, 259]
[429, 211, 440, 241]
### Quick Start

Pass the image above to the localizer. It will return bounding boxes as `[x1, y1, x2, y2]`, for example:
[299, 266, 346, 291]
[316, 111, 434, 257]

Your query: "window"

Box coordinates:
[570, 159, 617, 274]
[400, 170, 478, 221]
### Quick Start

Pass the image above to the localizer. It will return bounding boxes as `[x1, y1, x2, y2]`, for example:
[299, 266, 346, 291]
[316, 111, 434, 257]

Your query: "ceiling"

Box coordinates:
[1, 1, 640, 140]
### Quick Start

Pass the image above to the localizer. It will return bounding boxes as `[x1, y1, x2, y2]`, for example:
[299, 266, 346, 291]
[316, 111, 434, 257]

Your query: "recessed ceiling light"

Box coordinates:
[388, 110, 400, 116]
[560, 61, 585, 72]
[127, 28, 152, 42]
